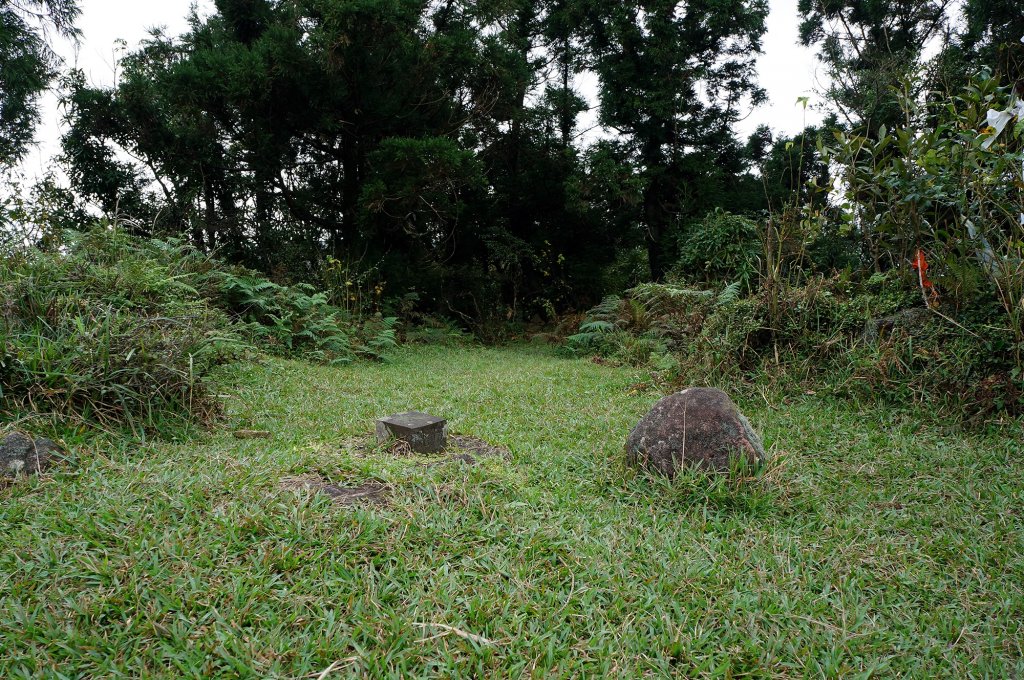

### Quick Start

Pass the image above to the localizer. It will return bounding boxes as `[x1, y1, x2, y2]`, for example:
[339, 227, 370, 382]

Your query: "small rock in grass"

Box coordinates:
[1, 432, 64, 478]
[375, 411, 448, 454]
[625, 387, 766, 477]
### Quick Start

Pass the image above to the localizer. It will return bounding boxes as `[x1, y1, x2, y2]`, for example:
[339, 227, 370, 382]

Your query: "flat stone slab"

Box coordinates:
[375, 411, 448, 453]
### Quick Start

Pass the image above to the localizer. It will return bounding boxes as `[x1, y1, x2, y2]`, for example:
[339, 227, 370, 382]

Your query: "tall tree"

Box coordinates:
[582, 0, 769, 279]
[460, 0, 608, 315]
[0, 0, 79, 167]
[798, 0, 952, 130]
[959, 0, 1023, 93]
[62, 0, 477, 268]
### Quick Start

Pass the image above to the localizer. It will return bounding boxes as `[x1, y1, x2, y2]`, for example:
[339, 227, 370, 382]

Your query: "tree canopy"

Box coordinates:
[0, 0, 79, 167]
[0, 0, 1017, 327]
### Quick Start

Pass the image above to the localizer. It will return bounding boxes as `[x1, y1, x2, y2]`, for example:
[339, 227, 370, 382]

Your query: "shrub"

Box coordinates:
[403, 316, 474, 346]
[674, 209, 761, 291]
[567, 276, 1023, 419]
[600, 246, 651, 296]
[566, 285, 717, 366]
[0, 230, 243, 430]
[0, 226, 400, 430]
[827, 72, 1024, 358]
[217, 273, 397, 364]
[843, 294, 1023, 419]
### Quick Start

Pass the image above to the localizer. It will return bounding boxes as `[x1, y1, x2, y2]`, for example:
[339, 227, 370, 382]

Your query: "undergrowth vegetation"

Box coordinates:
[568, 272, 1021, 421]
[566, 73, 1024, 422]
[0, 226, 398, 431]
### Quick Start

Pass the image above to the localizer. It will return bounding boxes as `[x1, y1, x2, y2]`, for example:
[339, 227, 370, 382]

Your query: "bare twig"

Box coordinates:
[413, 622, 498, 646]
[305, 657, 358, 679]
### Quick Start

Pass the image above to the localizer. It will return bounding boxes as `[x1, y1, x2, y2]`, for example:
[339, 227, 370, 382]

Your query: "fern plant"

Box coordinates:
[566, 280, 748, 368]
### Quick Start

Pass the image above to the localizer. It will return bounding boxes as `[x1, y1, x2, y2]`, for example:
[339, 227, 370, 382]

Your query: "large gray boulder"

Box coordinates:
[1, 432, 63, 478]
[625, 388, 766, 476]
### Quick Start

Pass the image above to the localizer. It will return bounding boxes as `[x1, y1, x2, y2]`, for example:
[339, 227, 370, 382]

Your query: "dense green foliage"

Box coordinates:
[569, 272, 1021, 419]
[674, 209, 761, 290]
[580, 0, 769, 278]
[0, 227, 396, 430]
[566, 66, 1024, 419]
[56, 0, 774, 324]
[952, 0, 1024, 95]
[798, 0, 949, 130]
[829, 75, 1024, 341]
[2, 0, 1024, 419]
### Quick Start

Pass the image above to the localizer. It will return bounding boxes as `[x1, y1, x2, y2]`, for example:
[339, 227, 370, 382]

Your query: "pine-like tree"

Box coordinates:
[0, 0, 79, 167]
[581, 0, 769, 278]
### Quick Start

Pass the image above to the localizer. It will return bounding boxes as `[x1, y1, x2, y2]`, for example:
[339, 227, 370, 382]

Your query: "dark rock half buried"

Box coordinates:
[625, 388, 766, 476]
[1, 432, 63, 478]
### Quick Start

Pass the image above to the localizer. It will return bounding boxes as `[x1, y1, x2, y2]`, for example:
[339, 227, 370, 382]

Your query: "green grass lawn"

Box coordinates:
[2, 345, 1023, 677]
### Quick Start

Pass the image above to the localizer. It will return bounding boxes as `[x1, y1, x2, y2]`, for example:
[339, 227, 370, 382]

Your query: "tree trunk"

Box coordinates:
[340, 131, 360, 256]
[202, 176, 218, 249]
[643, 158, 672, 280]
[643, 189, 669, 280]
[559, 36, 572, 148]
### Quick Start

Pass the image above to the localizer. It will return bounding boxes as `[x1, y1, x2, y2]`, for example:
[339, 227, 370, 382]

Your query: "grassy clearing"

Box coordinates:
[2, 345, 1023, 677]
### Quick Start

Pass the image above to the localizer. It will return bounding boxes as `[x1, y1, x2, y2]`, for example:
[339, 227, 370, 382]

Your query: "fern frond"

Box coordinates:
[579, 320, 615, 333]
[716, 281, 742, 306]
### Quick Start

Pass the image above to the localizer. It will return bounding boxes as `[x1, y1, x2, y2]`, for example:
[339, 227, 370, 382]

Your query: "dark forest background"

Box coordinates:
[2, 1, 1016, 322]
[2, 0, 1024, 423]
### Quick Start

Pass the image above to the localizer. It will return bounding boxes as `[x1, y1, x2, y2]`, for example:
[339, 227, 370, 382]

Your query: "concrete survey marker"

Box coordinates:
[375, 411, 448, 453]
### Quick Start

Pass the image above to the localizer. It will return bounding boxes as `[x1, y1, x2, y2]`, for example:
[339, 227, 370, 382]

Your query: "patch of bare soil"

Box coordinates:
[446, 434, 511, 462]
[279, 474, 389, 506]
[343, 433, 511, 466]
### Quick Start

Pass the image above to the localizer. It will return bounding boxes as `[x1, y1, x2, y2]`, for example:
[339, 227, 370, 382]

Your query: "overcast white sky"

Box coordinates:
[16, 0, 825, 183]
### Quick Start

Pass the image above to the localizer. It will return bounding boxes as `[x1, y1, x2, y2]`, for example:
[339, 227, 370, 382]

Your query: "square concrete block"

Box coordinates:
[375, 411, 448, 453]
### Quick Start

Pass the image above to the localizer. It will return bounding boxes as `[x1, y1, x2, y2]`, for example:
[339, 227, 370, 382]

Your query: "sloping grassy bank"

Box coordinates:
[2, 345, 1022, 677]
